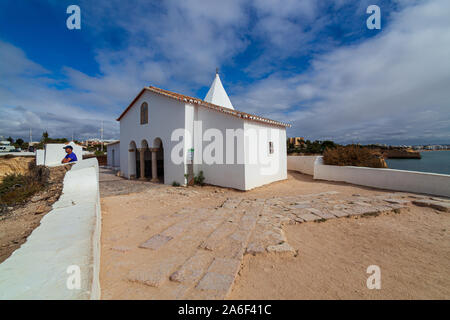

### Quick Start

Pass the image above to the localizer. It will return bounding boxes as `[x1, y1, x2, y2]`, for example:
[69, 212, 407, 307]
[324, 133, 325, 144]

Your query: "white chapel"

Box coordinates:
[108, 72, 290, 190]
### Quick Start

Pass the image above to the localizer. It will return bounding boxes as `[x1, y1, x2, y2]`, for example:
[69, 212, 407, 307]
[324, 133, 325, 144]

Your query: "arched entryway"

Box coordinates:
[137, 139, 150, 180]
[128, 141, 137, 179]
[151, 138, 164, 182]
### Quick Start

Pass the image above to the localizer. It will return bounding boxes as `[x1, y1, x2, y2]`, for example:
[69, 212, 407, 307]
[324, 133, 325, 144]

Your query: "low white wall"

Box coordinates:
[0, 158, 101, 299]
[287, 155, 319, 176]
[36, 150, 44, 165]
[313, 157, 450, 197]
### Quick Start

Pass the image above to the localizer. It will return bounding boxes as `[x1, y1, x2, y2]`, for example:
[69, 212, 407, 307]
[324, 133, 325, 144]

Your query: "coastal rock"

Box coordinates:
[384, 148, 421, 159]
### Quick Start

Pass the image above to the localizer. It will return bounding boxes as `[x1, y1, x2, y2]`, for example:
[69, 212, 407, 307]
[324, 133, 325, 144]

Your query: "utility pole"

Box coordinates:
[100, 120, 104, 151]
[29, 128, 32, 143]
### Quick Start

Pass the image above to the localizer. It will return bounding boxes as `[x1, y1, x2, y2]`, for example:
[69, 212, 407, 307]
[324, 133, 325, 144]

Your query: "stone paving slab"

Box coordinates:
[128, 258, 178, 288]
[329, 209, 349, 218]
[200, 212, 244, 251]
[139, 234, 173, 250]
[412, 199, 450, 212]
[208, 257, 241, 276]
[267, 242, 296, 254]
[124, 189, 440, 299]
[190, 272, 236, 300]
[305, 208, 336, 219]
[382, 198, 411, 205]
[170, 250, 213, 284]
[296, 211, 323, 222]
[193, 257, 241, 299]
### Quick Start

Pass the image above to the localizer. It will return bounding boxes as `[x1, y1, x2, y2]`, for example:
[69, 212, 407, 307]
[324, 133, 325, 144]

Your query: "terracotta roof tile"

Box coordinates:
[116, 86, 291, 128]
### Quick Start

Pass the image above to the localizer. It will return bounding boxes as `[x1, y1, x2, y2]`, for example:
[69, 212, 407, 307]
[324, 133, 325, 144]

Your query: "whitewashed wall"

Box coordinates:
[243, 121, 287, 190]
[106, 143, 120, 168]
[36, 149, 45, 165]
[0, 158, 101, 299]
[287, 155, 320, 175]
[195, 106, 246, 190]
[313, 156, 450, 197]
[119, 91, 186, 184]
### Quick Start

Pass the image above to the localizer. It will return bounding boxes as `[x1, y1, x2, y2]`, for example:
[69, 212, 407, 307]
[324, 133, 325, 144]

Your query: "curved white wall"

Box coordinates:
[287, 155, 319, 176]
[287, 155, 450, 197]
[0, 158, 101, 299]
[313, 157, 450, 197]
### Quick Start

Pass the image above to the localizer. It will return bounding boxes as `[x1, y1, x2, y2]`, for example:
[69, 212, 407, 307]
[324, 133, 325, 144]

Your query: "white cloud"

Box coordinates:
[233, 0, 450, 144]
[1, 0, 449, 145]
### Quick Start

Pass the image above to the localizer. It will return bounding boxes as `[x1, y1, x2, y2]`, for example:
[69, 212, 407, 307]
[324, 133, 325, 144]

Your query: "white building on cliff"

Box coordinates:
[112, 72, 290, 190]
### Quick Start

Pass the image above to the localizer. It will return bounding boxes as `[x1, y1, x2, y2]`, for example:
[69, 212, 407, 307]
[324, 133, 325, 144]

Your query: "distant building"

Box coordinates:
[288, 137, 305, 148]
[83, 139, 117, 147]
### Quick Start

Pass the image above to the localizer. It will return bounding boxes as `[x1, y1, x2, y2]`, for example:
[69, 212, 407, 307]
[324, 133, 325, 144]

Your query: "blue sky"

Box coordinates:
[0, 0, 449, 145]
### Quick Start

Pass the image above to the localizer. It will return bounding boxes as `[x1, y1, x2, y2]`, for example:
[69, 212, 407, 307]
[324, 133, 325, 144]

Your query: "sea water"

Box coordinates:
[385, 150, 450, 175]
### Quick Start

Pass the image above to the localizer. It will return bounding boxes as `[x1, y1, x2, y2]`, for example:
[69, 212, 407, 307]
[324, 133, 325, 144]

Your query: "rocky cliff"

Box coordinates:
[384, 149, 421, 159]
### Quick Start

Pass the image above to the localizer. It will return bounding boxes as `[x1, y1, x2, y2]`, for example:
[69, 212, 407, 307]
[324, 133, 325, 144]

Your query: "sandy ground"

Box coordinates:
[100, 170, 450, 299]
[231, 205, 450, 299]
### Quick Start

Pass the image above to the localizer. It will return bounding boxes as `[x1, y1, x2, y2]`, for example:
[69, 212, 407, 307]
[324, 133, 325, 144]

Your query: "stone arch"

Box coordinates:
[154, 137, 163, 148]
[128, 141, 137, 179]
[141, 139, 149, 149]
[151, 137, 164, 183]
[138, 139, 150, 180]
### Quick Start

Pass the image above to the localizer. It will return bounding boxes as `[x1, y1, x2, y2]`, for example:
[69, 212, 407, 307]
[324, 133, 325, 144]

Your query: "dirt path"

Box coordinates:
[100, 171, 450, 299]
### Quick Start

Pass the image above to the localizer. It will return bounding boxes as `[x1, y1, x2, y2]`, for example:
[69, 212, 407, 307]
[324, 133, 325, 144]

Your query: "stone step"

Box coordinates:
[188, 257, 242, 299]
[412, 199, 450, 212]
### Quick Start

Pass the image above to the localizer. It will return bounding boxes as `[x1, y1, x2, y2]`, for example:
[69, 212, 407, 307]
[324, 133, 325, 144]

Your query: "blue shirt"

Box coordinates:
[64, 152, 78, 162]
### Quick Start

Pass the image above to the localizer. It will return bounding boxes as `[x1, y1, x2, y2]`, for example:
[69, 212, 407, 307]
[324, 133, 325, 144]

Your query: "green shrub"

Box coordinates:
[194, 171, 205, 186]
[323, 145, 387, 168]
[172, 181, 180, 187]
[0, 165, 49, 206]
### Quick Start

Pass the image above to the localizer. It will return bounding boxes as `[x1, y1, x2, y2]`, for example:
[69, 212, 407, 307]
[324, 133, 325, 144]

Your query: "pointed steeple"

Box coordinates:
[204, 69, 234, 110]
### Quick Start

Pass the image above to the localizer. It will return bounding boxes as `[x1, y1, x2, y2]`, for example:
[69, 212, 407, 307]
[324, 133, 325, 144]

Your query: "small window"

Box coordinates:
[269, 141, 274, 154]
[140, 102, 148, 124]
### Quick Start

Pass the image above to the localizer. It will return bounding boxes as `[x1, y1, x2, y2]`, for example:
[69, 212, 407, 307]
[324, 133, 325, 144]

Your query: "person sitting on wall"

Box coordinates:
[61, 145, 78, 163]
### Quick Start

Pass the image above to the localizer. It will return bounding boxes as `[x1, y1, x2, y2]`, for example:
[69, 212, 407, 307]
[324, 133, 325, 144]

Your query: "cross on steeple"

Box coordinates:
[216, 67, 219, 75]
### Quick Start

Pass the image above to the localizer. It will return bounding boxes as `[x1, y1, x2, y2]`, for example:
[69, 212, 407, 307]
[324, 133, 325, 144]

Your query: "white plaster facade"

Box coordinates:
[0, 158, 101, 299]
[116, 77, 290, 190]
[106, 141, 120, 169]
